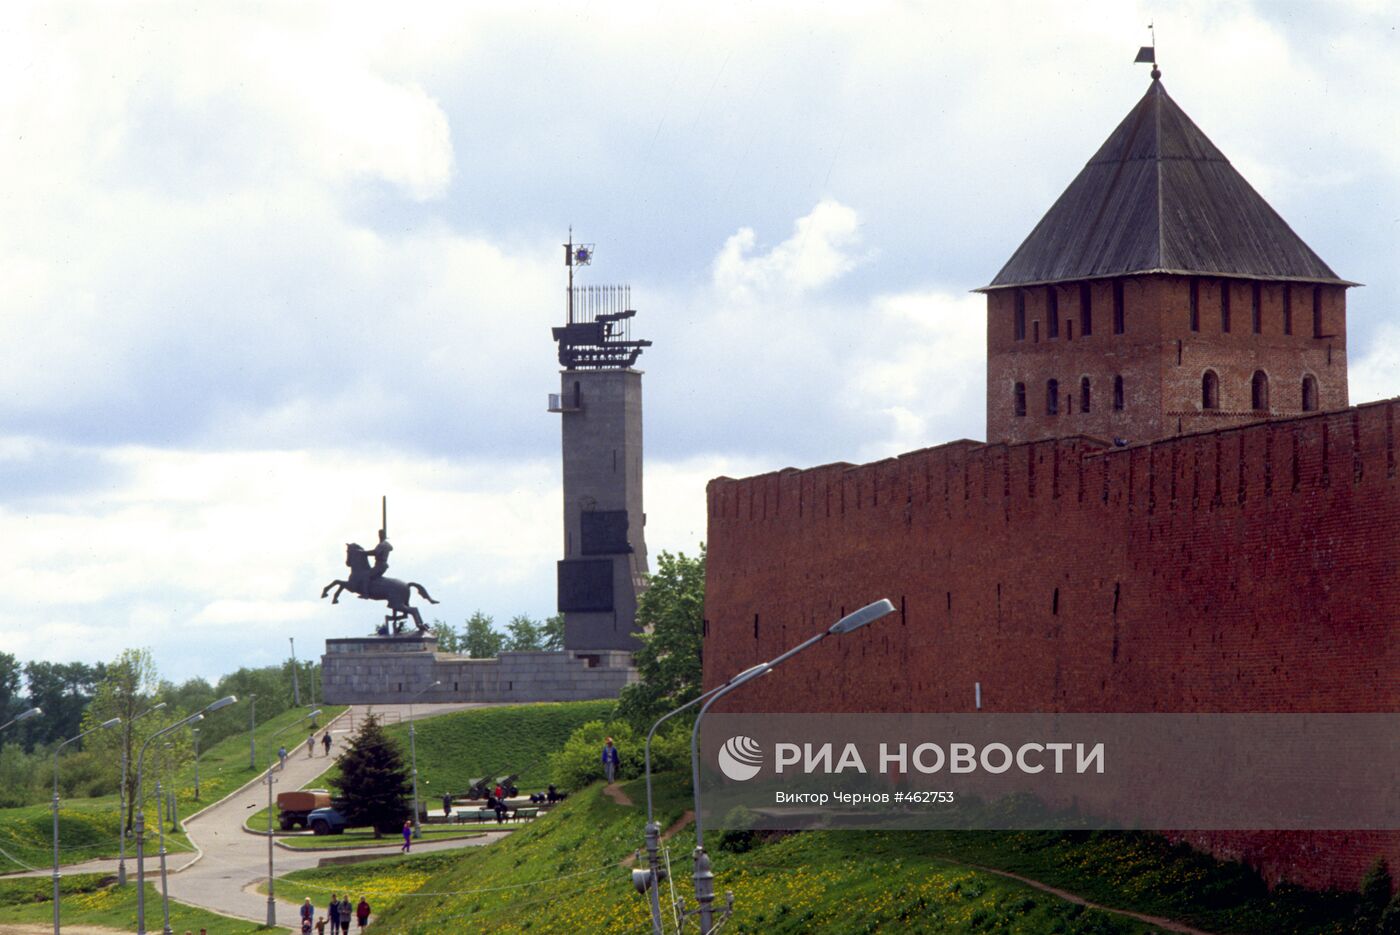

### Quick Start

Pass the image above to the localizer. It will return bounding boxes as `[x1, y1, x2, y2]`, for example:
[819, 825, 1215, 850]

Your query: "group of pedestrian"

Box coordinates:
[306, 729, 334, 757]
[300, 894, 370, 934]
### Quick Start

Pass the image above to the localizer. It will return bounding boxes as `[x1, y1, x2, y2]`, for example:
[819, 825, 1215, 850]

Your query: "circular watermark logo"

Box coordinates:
[717, 735, 764, 781]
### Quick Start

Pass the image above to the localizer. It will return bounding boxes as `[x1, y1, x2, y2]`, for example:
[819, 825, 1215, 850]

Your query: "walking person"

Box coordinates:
[300, 897, 314, 930]
[356, 896, 371, 931]
[278, 745, 288, 770]
[327, 893, 340, 935]
[442, 792, 452, 818]
[401, 819, 412, 853]
[338, 894, 353, 934]
[306, 731, 316, 757]
[322, 729, 332, 756]
[602, 736, 620, 782]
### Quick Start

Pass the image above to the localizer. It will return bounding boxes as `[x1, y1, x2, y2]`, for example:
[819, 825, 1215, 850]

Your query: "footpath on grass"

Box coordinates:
[5, 702, 510, 927]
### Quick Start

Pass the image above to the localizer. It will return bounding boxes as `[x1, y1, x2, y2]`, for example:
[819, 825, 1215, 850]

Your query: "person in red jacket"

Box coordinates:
[356, 896, 371, 930]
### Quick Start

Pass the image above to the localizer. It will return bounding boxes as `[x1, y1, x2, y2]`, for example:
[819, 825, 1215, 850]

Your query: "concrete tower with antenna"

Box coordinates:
[549, 234, 653, 652]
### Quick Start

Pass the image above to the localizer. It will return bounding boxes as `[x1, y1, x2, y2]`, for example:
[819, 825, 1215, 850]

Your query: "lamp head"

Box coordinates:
[148, 702, 167, 713]
[728, 663, 771, 689]
[309, 709, 322, 718]
[100, 717, 122, 729]
[205, 695, 237, 713]
[829, 598, 897, 634]
[188, 713, 204, 725]
[16, 707, 42, 723]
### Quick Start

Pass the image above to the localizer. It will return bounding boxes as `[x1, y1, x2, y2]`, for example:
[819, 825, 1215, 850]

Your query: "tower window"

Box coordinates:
[1312, 286, 1323, 338]
[1251, 370, 1270, 411]
[1014, 291, 1026, 341]
[1113, 375, 1124, 411]
[1221, 281, 1231, 333]
[1202, 370, 1219, 410]
[1080, 282, 1092, 336]
[1014, 382, 1026, 417]
[1046, 287, 1059, 338]
[1283, 284, 1293, 335]
[1251, 282, 1262, 334]
[1113, 281, 1125, 334]
[1080, 376, 1091, 413]
[1189, 278, 1199, 332]
[1302, 375, 1318, 412]
[1046, 379, 1059, 415]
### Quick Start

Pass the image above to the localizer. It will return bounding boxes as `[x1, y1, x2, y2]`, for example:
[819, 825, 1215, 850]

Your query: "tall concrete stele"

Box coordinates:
[549, 236, 652, 653]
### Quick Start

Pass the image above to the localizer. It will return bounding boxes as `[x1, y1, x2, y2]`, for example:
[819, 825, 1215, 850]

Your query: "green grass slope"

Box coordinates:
[0, 704, 342, 872]
[0, 872, 266, 932]
[277, 774, 1165, 935]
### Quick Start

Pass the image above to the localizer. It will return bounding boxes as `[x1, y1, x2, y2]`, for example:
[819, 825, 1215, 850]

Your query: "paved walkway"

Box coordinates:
[17, 703, 510, 930]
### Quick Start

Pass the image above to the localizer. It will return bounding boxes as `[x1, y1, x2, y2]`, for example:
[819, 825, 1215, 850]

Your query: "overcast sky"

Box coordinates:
[2, 1, 1396, 682]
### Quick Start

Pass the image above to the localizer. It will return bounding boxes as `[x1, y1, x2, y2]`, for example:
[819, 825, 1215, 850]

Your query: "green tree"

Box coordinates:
[616, 547, 705, 732]
[0, 652, 21, 725]
[462, 611, 505, 659]
[430, 619, 464, 653]
[541, 614, 565, 652]
[1356, 859, 1393, 933]
[330, 714, 411, 836]
[504, 615, 543, 651]
[22, 660, 105, 748]
[82, 649, 171, 830]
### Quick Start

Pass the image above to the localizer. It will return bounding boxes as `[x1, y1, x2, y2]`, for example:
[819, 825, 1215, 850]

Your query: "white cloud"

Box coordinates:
[712, 200, 865, 302]
[1350, 326, 1400, 405]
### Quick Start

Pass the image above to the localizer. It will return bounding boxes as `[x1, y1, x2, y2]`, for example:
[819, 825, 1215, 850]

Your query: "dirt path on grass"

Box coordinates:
[0, 927, 129, 934]
[956, 861, 1218, 935]
[602, 782, 634, 806]
[621, 810, 694, 867]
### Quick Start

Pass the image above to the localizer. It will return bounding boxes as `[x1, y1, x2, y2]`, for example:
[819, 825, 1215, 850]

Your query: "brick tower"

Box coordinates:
[549, 239, 652, 652]
[981, 74, 1355, 446]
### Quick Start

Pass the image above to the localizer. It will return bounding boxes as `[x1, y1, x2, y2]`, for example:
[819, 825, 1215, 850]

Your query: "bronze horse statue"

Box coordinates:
[321, 543, 439, 633]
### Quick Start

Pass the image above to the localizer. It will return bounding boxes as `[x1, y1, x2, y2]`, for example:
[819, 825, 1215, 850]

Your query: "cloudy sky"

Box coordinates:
[2, 1, 1396, 681]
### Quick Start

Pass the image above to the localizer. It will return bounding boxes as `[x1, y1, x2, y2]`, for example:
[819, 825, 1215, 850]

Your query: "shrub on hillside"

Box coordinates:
[548, 719, 693, 791]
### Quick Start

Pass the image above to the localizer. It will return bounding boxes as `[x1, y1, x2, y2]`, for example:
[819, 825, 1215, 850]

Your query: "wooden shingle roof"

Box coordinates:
[983, 78, 1355, 291]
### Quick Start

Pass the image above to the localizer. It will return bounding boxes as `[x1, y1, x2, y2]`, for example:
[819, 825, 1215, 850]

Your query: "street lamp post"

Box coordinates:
[264, 707, 322, 928]
[191, 729, 200, 801]
[52, 717, 121, 934]
[136, 695, 237, 935]
[633, 664, 770, 935]
[0, 707, 41, 733]
[248, 694, 257, 770]
[118, 702, 166, 886]
[687, 598, 895, 934]
[289, 638, 300, 707]
[407, 681, 441, 838]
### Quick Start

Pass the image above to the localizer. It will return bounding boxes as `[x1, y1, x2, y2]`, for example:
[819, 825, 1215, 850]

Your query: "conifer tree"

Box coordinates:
[329, 714, 411, 836]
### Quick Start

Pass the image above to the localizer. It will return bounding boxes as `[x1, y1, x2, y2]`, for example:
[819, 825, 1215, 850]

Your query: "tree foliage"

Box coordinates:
[462, 611, 505, 659]
[542, 614, 565, 652]
[616, 547, 705, 733]
[18, 660, 105, 748]
[505, 615, 543, 652]
[329, 714, 411, 836]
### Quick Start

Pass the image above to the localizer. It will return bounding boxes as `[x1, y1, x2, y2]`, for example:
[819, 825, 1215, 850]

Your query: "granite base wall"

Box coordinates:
[321, 636, 638, 704]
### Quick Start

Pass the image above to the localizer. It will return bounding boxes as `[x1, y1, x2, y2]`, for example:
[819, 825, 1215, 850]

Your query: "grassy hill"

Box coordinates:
[0, 872, 266, 932]
[0, 704, 342, 871]
[265, 702, 1366, 935]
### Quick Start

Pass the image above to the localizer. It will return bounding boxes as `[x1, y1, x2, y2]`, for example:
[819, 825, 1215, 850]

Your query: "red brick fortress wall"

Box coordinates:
[703, 399, 1400, 890]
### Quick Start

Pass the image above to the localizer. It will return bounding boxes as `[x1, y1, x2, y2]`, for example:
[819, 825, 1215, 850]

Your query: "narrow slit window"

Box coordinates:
[1301, 375, 1318, 412]
[1189, 278, 1199, 332]
[1080, 282, 1092, 336]
[1014, 382, 1026, 417]
[1312, 286, 1323, 338]
[1046, 379, 1059, 415]
[1113, 280, 1125, 334]
[1080, 376, 1091, 413]
[1252, 370, 1269, 411]
[1251, 282, 1262, 334]
[1221, 281, 1231, 332]
[1283, 284, 1293, 335]
[1202, 370, 1219, 410]
[1014, 291, 1026, 341]
[1113, 375, 1124, 411]
[1046, 287, 1059, 338]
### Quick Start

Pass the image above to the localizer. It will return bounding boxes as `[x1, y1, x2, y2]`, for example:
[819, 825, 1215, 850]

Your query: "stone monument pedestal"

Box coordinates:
[321, 635, 638, 704]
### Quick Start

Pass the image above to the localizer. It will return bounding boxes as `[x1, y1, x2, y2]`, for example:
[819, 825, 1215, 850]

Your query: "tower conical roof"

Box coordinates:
[983, 78, 1354, 290]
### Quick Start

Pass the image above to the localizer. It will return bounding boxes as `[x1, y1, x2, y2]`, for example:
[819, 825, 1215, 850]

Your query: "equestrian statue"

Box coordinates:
[321, 498, 439, 634]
